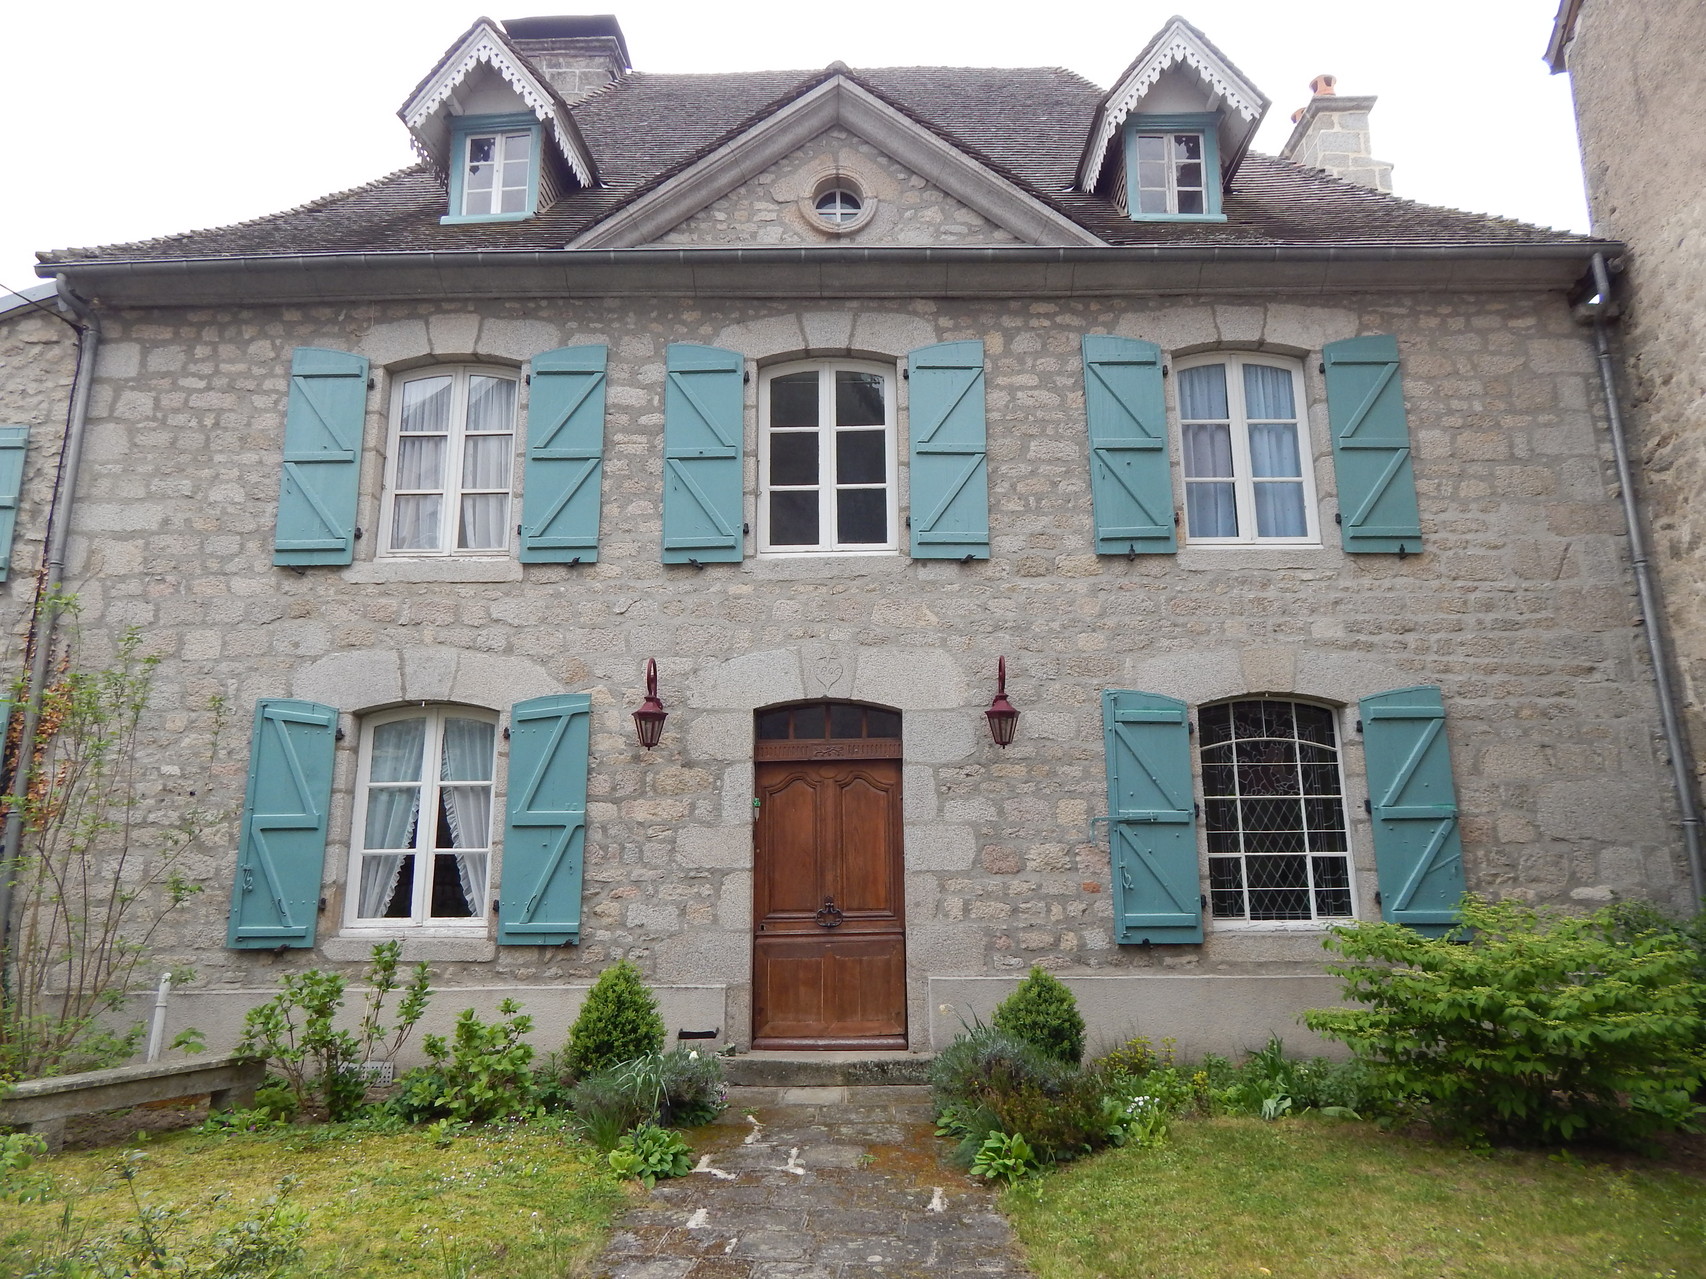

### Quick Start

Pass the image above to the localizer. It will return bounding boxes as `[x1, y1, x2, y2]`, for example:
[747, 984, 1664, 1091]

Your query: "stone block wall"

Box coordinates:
[12, 287, 1686, 1053]
[1564, 0, 1706, 799]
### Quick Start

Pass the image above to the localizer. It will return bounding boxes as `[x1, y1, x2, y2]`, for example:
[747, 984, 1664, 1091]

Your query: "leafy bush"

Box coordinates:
[392, 999, 537, 1124]
[568, 1048, 726, 1149]
[1095, 1035, 1175, 1079]
[564, 960, 665, 1079]
[1205, 1038, 1370, 1119]
[607, 1123, 693, 1187]
[968, 1131, 1039, 1186]
[1304, 895, 1706, 1145]
[929, 1024, 1113, 1163]
[992, 967, 1086, 1065]
[238, 942, 430, 1120]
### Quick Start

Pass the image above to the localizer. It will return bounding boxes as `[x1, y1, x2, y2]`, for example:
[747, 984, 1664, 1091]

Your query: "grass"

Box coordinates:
[2, 1118, 626, 1278]
[1005, 1117, 1706, 1279]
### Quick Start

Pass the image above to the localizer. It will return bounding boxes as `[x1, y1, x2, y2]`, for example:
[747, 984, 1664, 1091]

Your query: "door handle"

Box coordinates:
[813, 896, 845, 929]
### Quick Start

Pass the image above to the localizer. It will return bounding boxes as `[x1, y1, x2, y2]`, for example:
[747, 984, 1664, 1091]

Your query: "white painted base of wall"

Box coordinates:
[927, 974, 1350, 1060]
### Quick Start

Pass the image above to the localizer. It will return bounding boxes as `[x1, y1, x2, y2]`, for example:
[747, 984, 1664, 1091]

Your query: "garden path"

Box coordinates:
[589, 1084, 1035, 1279]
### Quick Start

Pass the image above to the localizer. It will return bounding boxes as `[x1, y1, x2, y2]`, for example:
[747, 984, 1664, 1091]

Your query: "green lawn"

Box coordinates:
[2, 1120, 625, 1278]
[1006, 1118, 1706, 1279]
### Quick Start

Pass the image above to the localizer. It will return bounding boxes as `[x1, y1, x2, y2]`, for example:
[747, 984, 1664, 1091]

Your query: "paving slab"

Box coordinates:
[588, 1092, 1034, 1279]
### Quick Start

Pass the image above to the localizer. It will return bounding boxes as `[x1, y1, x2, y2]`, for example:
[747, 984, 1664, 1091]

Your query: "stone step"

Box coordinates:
[721, 1050, 934, 1087]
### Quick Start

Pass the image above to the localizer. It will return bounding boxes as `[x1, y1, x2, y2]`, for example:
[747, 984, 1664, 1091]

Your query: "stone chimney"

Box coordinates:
[1278, 74, 1394, 192]
[503, 15, 631, 105]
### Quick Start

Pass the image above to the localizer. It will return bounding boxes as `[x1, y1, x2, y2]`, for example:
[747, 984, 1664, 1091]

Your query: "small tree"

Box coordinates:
[564, 959, 664, 1078]
[1304, 895, 1706, 1145]
[993, 966, 1086, 1065]
[1, 602, 234, 1079]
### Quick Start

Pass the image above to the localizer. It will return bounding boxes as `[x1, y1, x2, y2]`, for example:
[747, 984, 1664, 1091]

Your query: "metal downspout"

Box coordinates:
[0, 277, 101, 949]
[1588, 252, 1706, 902]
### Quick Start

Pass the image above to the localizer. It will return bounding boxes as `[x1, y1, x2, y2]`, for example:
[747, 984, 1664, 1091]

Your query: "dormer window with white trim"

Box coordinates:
[445, 115, 541, 223]
[1126, 115, 1223, 221]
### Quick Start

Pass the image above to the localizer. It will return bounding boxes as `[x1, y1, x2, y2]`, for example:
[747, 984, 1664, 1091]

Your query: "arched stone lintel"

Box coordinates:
[1125, 646, 1417, 709]
[291, 648, 563, 715]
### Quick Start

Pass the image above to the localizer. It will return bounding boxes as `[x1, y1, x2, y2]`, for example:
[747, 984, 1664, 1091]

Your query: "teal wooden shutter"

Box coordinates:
[0, 426, 28, 581]
[1103, 690, 1203, 944]
[908, 341, 989, 560]
[1324, 335, 1422, 554]
[521, 345, 607, 563]
[663, 344, 744, 564]
[1360, 685, 1466, 936]
[498, 694, 591, 945]
[1082, 336, 1176, 555]
[274, 348, 368, 566]
[227, 699, 338, 949]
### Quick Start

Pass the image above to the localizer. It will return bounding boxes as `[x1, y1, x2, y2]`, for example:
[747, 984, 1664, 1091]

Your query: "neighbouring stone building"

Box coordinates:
[1548, 0, 1706, 820]
[3, 14, 1691, 1063]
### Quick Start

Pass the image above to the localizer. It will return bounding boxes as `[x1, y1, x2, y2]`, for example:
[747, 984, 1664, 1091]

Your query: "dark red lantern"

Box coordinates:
[633, 658, 668, 750]
[985, 656, 1020, 747]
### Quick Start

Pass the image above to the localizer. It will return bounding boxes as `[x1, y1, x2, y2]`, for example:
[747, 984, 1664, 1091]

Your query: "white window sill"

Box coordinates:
[341, 558, 522, 584]
[756, 548, 902, 559]
[1175, 545, 1336, 571]
[1210, 919, 1352, 933]
[323, 932, 495, 963]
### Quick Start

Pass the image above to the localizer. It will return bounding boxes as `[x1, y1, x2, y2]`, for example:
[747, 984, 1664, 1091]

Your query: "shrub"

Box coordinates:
[564, 960, 665, 1079]
[392, 999, 537, 1124]
[968, 1131, 1039, 1186]
[568, 1048, 726, 1149]
[993, 967, 1086, 1064]
[929, 1024, 1110, 1163]
[1206, 1038, 1372, 1119]
[1304, 895, 1706, 1145]
[607, 1123, 694, 1187]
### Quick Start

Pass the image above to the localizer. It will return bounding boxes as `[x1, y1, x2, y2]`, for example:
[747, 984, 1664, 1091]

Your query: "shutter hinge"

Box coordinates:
[904, 516, 911, 528]
[568, 556, 582, 566]
[688, 557, 705, 570]
[1374, 890, 1383, 908]
[492, 899, 501, 915]
[743, 370, 751, 384]
[1162, 366, 1169, 378]
[1127, 543, 1138, 561]
[1200, 894, 1207, 909]
[334, 727, 346, 741]
[503, 726, 511, 739]
[1318, 362, 1326, 374]
[1364, 798, 1373, 813]
[1398, 545, 1409, 561]
[1174, 511, 1181, 526]
[525, 373, 531, 385]
[902, 368, 909, 380]
[743, 522, 750, 534]
[961, 553, 976, 564]
[318, 897, 327, 913]
[353, 527, 363, 540]
[1355, 718, 1364, 735]
[367, 377, 375, 390]
[1193, 801, 1201, 820]
[1334, 512, 1343, 525]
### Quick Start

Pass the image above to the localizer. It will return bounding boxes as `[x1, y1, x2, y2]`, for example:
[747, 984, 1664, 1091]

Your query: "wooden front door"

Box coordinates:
[752, 702, 906, 1049]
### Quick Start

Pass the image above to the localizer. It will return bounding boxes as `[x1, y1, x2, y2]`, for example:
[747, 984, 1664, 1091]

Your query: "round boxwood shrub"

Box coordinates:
[993, 966, 1086, 1065]
[565, 959, 665, 1079]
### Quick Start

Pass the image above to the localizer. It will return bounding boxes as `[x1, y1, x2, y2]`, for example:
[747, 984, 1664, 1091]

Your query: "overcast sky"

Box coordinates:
[2, 0, 1586, 294]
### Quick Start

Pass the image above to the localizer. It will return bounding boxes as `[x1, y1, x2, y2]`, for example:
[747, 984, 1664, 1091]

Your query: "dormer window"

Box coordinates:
[443, 114, 542, 224]
[1124, 114, 1224, 222]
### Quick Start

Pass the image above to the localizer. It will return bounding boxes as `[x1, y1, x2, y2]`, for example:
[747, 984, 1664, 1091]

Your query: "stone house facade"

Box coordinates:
[4, 14, 1689, 1062]
[1549, 0, 1706, 874]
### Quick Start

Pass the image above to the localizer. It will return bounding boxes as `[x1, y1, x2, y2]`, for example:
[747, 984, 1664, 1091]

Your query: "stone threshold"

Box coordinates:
[722, 1050, 934, 1087]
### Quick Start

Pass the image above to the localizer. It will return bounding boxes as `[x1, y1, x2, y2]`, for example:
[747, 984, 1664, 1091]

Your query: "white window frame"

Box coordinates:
[344, 704, 499, 934]
[379, 365, 519, 558]
[1174, 353, 1319, 546]
[757, 359, 900, 557]
[1197, 697, 1359, 932]
[1133, 131, 1207, 215]
[461, 129, 533, 218]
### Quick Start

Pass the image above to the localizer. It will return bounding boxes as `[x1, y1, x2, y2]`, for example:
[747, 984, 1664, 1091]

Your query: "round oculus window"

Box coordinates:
[813, 188, 863, 226]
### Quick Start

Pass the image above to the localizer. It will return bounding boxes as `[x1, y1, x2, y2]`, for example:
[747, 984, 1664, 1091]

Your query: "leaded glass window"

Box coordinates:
[1201, 699, 1354, 923]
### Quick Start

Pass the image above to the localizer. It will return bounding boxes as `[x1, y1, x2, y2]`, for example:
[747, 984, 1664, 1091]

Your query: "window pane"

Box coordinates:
[1176, 189, 1205, 215]
[1172, 134, 1202, 161]
[468, 137, 496, 166]
[1243, 364, 1296, 420]
[836, 430, 886, 484]
[1254, 482, 1308, 538]
[390, 494, 442, 550]
[1186, 482, 1237, 538]
[466, 376, 516, 433]
[829, 703, 864, 739]
[1177, 364, 1229, 420]
[770, 491, 818, 545]
[867, 708, 901, 738]
[1175, 163, 1202, 188]
[1209, 857, 1245, 918]
[1198, 703, 1232, 747]
[360, 853, 413, 918]
[371, 718, 427, 782]
[770, 372, 819, 428]
[756, 708, 791, 740]
[363, 788, 420, 850]
[458, 494, 508, 550]
[837, 489, 886, 545]
[441, 718, 495, 781]
[835, 371, 885, 426]
[1248, 423, 1301, 478]
[396, 436, 446, 490]
[429, 852, 479, 918]
[401, 377, 453, 434]
[499, 186, 527, 214]
[1136, 134, 1166, 162]
[770, 432, 818, 486]
[462, 434, 513, 490]
[1182, 422, 1233, 478]
[792, 704, 828, 739]
[1137, 186, 1170, 214]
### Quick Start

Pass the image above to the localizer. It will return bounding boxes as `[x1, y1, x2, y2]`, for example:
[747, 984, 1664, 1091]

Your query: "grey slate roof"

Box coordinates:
[38, 62, 1591, 265]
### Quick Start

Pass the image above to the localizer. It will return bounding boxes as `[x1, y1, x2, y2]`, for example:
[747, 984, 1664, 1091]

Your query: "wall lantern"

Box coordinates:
[633, 658, 668, 750]
[985, 656, 1020, 748]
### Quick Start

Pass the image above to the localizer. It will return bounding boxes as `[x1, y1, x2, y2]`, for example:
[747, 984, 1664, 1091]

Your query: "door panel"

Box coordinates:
[753, 756, 906, 1048]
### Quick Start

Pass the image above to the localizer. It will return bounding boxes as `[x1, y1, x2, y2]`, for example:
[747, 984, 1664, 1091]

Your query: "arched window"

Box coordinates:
[758, 359, 899, 554]
[381, 366, 518, 556]
[1175, 354, 1318, 545]
[347, 705, 498, 928]
[1201, 699, 1354, 923]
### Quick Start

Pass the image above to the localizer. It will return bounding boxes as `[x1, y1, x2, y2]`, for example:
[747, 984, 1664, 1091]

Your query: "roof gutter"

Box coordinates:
[40, 241, 1625, 307]
[0, 277, 101, 956]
